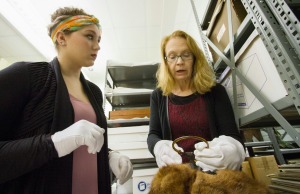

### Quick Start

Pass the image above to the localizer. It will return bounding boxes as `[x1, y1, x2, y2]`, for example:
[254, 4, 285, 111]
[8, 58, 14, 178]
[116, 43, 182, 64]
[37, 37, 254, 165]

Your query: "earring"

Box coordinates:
[60, 42, 65, 46]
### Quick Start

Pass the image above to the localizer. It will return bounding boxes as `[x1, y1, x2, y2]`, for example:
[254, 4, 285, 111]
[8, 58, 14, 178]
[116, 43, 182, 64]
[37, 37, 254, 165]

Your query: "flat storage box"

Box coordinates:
[221, 30, 288, 117]
[247, 155, 279, 186]
[109, 108, 150, 120]
[132, 168, 159, 194]
[108, 141, 153, 160]
[107, 125, 153, 160]
[108, 125, 149, 144]
[207, 0, 247, 62]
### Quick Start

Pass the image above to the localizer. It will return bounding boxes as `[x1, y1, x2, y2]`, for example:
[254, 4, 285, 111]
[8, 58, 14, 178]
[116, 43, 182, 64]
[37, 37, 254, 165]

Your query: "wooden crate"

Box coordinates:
[109, 108, 150, 120]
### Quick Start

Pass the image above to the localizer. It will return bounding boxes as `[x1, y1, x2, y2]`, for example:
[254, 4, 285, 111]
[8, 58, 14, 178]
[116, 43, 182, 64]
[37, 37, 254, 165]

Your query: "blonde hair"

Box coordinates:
[157, 30, 216, 96]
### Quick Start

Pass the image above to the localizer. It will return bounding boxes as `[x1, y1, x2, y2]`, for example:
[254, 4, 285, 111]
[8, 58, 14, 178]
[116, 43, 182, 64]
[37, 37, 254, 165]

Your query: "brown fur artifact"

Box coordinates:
[149, 164, 273, 194]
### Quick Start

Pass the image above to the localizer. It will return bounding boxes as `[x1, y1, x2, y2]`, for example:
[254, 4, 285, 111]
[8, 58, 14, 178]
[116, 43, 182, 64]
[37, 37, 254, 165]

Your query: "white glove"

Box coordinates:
[194, 135, 245, 171]
[153, 140, 183, 168]
[109, 151, 133, 185]
[51, 120, 105, 157]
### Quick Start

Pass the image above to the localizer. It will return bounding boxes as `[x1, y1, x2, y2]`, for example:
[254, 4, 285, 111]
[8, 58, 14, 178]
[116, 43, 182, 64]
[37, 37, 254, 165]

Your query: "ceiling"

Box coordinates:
[0, 0, 209, 89]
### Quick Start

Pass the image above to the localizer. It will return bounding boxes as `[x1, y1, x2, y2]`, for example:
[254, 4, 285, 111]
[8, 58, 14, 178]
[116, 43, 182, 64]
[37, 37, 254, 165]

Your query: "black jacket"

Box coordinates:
[147, 84, 244, 155]
[0, 58, 111, 194]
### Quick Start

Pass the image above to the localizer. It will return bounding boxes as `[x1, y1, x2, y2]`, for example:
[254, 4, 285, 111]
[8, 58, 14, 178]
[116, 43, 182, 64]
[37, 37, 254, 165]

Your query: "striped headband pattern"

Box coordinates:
[50, 15, 100, 43]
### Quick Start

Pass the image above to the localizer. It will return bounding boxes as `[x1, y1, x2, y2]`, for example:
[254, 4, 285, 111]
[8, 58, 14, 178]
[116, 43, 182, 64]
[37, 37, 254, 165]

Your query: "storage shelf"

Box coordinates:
[239, 96, 300, 128]
[254, 148, 300, 155]
[105, 61, 158, 109]
[104, 61, 156, 168]
[107, 118, 149, 128]
[193, 0, 300, 163]
[105, 92, 152, 109]
[205, 0, 300, 146]
[132, 158, 157, 167]
[107, 63, 158, 89]
[245, 141, 273, 147]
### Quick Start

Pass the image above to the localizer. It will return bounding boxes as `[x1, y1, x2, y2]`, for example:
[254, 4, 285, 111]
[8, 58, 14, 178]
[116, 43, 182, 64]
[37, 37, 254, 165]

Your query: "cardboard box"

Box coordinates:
[207, 0, 247, 62]
[242, 161, 254, 178]
[132, 168, 159, 194]
[109, 108, 150, 120]
[221, 30, 288, 117]
[248, 155, 279, 185]
[242, 128, 264, 142]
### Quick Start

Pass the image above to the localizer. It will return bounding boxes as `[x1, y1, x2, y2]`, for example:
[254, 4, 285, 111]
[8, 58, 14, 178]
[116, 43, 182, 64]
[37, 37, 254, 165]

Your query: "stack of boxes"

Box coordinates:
[269, 163, 300, 193]
[206, 0, 247, 63]
[207, 1, 287, 191]
[207, 0, 288, 115]
[105, 62, 159, 194]
[108, 124, 153, 160]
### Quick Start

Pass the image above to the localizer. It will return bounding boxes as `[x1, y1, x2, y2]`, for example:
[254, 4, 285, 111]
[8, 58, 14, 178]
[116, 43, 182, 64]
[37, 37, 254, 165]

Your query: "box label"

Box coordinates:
[137, 181, 149, 192]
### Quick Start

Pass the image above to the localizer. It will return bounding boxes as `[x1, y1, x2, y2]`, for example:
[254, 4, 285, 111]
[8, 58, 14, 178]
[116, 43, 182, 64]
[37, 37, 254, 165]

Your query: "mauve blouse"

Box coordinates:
[70, 94, 98, 194]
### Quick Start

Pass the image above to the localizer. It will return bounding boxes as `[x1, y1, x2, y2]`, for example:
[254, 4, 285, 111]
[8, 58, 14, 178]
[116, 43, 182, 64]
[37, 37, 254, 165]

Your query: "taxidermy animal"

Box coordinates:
[149, 164, 273, 194]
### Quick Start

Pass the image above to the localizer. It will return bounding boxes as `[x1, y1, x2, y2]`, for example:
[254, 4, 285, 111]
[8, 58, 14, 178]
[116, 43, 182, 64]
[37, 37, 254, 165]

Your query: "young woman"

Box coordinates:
[147, 30, 245, 171]
[0, 7, 132, 194]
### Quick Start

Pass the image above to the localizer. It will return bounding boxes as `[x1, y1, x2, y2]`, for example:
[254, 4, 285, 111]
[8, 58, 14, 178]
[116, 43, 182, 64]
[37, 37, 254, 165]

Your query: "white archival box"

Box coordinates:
[132, 168, 159, 194]
[222, 30, 288, 117]
[108, 141, 153, 160]
[108, 125, 149, 144]
[107, 125, 153, 159]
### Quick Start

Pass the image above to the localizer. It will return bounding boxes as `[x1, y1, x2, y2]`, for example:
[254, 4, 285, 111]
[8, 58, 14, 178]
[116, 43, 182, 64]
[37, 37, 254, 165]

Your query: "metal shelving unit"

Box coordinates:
[104, 60, 158, 170]
[200, 0, 219, 30]
[106, 63, 158, 89]
[191, 0, 300, 164]
[104, 61, 158, 110]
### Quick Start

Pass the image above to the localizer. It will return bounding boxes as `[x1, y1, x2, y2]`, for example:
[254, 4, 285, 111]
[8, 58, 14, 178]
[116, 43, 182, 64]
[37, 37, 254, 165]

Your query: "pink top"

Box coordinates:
[70, 94, 98, 194]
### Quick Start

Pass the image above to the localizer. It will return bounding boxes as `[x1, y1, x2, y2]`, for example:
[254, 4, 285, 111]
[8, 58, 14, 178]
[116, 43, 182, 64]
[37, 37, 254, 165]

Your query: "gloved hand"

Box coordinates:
[153, 140, 183, 168]
[194, 135, 245, 171]
[109, 151, 133, 185]
[51, 120, 105, 157]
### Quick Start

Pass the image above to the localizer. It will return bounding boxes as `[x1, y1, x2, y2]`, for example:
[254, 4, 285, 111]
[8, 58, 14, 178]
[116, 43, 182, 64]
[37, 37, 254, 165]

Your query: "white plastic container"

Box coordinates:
[116, 179, 133, 194]
[132, 168, 159, 194]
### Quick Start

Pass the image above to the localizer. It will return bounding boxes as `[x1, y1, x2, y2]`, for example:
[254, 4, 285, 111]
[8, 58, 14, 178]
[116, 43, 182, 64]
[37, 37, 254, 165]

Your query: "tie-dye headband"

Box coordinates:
[50, 15, 101, 43]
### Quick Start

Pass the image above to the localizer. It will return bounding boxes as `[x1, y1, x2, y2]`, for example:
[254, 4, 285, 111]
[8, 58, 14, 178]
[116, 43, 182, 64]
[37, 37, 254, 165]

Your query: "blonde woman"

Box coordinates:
[0, 7, 132, 194]
[147, 30, 245, 172]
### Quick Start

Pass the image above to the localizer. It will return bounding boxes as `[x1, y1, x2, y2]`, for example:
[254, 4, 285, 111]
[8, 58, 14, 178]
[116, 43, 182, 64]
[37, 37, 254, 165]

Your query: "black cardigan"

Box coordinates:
[147, 84, 244, 155]
[0, 58, 111, 194]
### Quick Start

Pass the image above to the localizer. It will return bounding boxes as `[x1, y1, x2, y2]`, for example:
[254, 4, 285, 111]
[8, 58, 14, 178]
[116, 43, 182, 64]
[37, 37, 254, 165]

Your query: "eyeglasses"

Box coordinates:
[164, 52, 193, 63]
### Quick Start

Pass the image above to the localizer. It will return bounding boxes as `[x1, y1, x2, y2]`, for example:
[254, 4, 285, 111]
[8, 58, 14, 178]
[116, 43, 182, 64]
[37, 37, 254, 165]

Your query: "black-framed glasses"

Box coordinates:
[164, 52, 193, 63]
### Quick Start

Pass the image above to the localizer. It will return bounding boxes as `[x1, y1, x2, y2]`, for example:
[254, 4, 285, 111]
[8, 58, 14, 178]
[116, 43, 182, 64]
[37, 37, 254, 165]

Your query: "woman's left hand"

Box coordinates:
[193, 135, 245, 171]
[109, 151, 133, 185]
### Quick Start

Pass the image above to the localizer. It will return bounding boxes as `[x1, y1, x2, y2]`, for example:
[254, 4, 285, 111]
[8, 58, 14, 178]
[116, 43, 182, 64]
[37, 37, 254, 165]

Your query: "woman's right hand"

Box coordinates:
[51, 120, 105, 157]
[153, 140, 183, 167]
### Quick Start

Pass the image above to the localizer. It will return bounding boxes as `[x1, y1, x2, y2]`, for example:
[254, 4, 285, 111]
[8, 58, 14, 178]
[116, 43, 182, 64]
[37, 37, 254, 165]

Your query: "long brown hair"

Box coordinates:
[157, 30, 216, 96]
